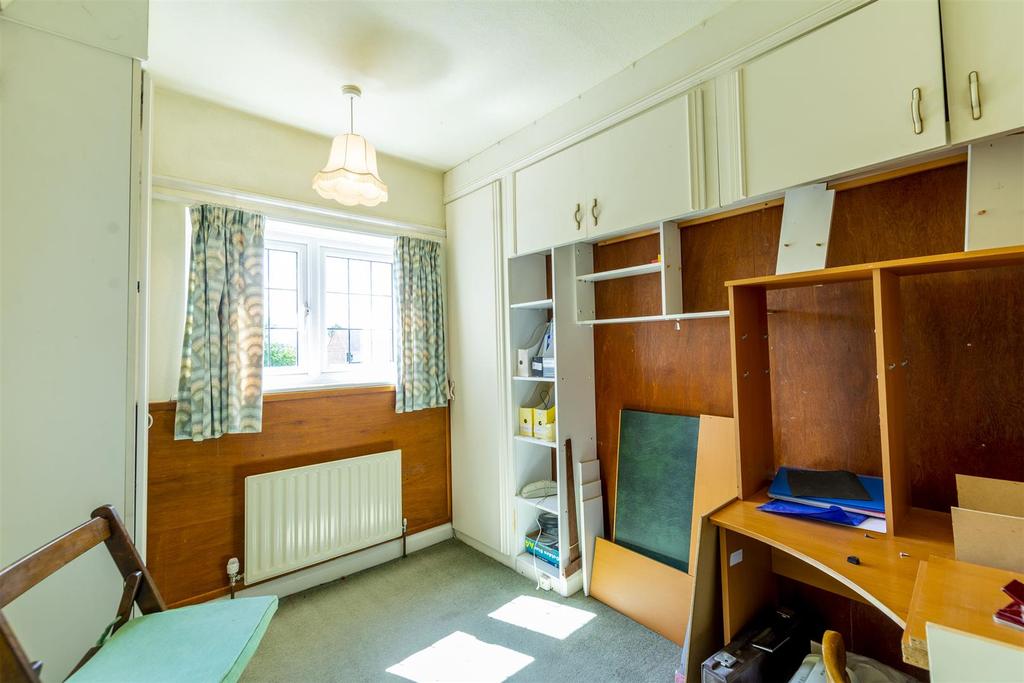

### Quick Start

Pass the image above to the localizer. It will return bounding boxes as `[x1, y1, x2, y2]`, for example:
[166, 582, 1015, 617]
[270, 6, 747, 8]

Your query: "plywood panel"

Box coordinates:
[690, 415, 739, 572]
[147, 389, 450, 606]
[589, 538, 693, 645]
[956, 474, 1024, 517]
[951, 507, 1024, 572]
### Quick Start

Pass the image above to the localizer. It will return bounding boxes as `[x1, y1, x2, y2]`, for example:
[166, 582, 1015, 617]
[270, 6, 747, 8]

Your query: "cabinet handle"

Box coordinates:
[910, 87, 923, 135]
[969, 71, 982, 120]
[591, 198, 599, 227]
[573, 203, 582, 230]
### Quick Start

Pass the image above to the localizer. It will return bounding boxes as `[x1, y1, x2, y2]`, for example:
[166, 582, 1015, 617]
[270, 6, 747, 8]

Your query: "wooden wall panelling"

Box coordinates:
[592, 207, 781, 525]
[147, 388, 450, 607]
[729, 285, 774, 497]
[873, 269, 909, 534]
[900, 265, 1024, 511]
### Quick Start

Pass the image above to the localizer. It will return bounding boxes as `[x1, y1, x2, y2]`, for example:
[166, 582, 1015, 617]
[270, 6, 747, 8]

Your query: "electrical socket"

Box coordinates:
[537, 574, 553, 591]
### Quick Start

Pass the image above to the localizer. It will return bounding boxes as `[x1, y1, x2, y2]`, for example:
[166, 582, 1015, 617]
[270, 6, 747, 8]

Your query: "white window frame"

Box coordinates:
[263, 239, 309, 378]
[263, 220, 394, 392]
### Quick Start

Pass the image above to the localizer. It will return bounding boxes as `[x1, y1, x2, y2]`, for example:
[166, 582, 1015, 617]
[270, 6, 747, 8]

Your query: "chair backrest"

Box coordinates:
[0, 505, 167, 682]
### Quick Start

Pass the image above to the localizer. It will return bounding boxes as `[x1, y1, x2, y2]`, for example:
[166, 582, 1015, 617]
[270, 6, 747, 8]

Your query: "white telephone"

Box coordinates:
[520, 480, 557, 499]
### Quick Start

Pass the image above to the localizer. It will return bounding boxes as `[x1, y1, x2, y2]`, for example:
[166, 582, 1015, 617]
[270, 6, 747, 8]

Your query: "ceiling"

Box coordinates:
[147, 1, 735, 170]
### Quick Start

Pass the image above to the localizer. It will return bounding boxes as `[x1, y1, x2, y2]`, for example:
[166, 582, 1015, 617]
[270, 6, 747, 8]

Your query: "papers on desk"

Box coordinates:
[761, 467, 887, 531]
[758, 499, 887, 532]
[768, 467, 886, 518]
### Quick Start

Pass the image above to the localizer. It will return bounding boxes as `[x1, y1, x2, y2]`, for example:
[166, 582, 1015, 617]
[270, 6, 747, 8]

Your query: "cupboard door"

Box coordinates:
[584, 93, 698, 239]
[740, 0, 946, 198]
[941, 0, 1024, 144]
[446, 183, 505, 553]
[513, 143, 585, 254]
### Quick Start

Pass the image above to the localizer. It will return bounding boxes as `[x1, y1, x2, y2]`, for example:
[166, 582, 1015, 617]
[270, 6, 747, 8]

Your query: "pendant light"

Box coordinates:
[313, 85, 389, 207]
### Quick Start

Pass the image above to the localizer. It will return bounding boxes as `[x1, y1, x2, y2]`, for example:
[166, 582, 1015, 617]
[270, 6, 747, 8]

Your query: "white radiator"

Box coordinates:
[244, 449, 403, 584]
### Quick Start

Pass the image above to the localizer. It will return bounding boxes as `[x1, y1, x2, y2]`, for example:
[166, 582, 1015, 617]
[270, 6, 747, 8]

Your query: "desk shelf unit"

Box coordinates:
[713, 244, 1024, 665]
[727, 244, 1024, 537]
[507, 245, 596, 596]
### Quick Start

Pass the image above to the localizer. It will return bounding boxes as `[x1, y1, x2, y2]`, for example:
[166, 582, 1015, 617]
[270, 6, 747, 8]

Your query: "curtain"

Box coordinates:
[174, 204, 265, 441]
[393, 236, 449, 413]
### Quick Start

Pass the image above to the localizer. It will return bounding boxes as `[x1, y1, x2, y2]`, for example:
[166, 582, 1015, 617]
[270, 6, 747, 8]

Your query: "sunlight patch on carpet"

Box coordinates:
[385, 631, 534, 682]
[488, 595, 596, 640]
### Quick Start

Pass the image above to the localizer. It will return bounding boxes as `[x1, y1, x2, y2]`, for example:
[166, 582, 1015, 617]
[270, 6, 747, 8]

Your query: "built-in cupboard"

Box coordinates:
[514, 90, 707, 255]
[511, 0, 1024, 256]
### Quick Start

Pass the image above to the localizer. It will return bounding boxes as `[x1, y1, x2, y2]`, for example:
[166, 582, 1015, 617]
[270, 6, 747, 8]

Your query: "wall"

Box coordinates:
[145, 89, 451, 607]
[593, 162, 1023, 674]
[147, 388, 450, 607]
[153, 87, 444, 228]
[595, 162, 1024, 521]
[0, 17, 137, 681]
[147, 87, 446, 400]
[443, 0, 865, 199]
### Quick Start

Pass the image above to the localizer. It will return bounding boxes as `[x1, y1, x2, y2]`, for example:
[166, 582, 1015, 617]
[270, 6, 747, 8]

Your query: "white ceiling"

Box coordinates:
[147, 1, 735, 170]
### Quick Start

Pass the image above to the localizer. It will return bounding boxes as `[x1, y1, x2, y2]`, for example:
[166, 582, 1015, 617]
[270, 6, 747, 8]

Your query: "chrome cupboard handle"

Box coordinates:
[911, 87, 923, 135]
[573, 203, 582, 230]
[969, 71, 982, 120]
[591, 198, 599, 227]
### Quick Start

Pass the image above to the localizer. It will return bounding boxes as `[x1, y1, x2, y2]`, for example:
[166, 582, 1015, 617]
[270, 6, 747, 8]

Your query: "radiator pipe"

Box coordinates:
[402, 518, 408, 558]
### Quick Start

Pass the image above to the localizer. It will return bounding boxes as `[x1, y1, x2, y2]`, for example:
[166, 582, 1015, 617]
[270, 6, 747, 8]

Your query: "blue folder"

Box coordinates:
[768, 466, 885, 517]
[758, 500, 869, 527]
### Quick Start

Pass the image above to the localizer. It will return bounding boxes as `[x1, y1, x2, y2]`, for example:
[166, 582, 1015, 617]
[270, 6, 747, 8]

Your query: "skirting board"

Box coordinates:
[454, 529, 515, 569]
[236, 523, 453, 601]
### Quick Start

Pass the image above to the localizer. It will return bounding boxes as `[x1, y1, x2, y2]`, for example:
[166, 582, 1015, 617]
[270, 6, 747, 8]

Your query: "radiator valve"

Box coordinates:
[227, 557, 243, 599]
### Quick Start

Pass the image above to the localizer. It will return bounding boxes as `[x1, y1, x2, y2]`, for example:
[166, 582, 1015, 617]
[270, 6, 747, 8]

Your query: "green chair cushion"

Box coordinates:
[68, 595, 277, 683]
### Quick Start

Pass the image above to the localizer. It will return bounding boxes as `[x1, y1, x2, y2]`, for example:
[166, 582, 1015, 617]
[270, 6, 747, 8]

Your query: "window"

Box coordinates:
[262, 220, 394, 390]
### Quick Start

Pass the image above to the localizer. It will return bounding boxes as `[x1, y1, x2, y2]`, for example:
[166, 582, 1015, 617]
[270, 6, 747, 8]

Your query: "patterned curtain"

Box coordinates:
[393, 236, 449, 413]
[174, 205, 265, 441]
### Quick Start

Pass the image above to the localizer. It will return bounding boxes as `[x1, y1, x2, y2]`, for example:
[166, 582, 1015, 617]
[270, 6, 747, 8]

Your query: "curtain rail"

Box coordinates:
[152, 175, 445, 242]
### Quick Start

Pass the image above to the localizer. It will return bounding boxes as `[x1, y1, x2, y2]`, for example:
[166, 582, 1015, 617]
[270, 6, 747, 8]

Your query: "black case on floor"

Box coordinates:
[701, 608, 806, 683]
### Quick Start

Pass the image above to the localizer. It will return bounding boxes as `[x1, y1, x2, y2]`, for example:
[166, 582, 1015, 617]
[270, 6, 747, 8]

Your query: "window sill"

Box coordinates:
[148, 382, 395, 411]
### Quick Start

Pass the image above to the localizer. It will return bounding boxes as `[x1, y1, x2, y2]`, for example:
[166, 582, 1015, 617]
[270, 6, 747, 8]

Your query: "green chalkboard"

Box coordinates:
[613, 409, 699, 573]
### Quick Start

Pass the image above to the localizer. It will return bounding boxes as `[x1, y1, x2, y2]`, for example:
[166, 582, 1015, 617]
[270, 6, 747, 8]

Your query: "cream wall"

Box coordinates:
[148, 87, 445, 401]
[444, 0, 865, 199]
[153, 87, 444, 228]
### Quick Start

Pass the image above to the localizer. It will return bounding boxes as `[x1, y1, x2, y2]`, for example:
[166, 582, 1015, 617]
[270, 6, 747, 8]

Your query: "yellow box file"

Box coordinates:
[518, 407, 534, 437]
[533, 405, 556, 442]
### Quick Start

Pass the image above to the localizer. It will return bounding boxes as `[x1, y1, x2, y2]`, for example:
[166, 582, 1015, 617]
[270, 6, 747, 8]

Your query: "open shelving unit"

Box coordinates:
[711, 244, 1024, 646]
[506, 246, 596, 596]
[727, 244, 1024, 535]
[574, 221, 729, 325]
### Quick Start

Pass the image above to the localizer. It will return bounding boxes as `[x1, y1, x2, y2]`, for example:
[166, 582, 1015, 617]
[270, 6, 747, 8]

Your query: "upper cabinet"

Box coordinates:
[514, 91, 704, 254]
[734, 0, 947, 199]
[940, 0, 1024, 144]
[514, 141, 587, 255]
[583, 92, 702, 240]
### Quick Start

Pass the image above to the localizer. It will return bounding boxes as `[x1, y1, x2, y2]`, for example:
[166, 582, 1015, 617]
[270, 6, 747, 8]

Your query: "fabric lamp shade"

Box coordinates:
[312, 132, 389, 207]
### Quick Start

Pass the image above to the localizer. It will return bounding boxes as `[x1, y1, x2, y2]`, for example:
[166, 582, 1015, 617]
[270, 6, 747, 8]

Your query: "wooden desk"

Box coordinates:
[711, 494, 955, 627]
[902, 555, 1024, 669]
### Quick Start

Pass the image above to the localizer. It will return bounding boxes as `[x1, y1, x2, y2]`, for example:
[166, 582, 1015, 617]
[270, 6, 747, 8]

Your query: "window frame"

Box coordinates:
[263, 220, 395, 392]
[262, 239, 309, 378]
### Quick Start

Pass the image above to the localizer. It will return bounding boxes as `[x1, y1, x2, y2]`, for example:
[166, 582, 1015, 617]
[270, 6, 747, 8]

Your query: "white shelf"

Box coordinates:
[575, 262, 661, 283]
[512, 375, 554, 383]
[516, 551, 560, 578]
[513, 435, 557, 448]
[514, 495, 559, 514]
[510, 298, 553, 310]
[577, 310, 730, 325]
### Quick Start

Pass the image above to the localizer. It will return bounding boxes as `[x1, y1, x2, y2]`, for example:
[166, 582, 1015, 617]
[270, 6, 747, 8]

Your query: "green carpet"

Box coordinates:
[242, 539, 680, 682]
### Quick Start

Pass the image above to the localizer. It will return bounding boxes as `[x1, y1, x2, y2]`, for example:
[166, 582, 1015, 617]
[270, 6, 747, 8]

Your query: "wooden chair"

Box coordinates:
[0, 505, 276, 682]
